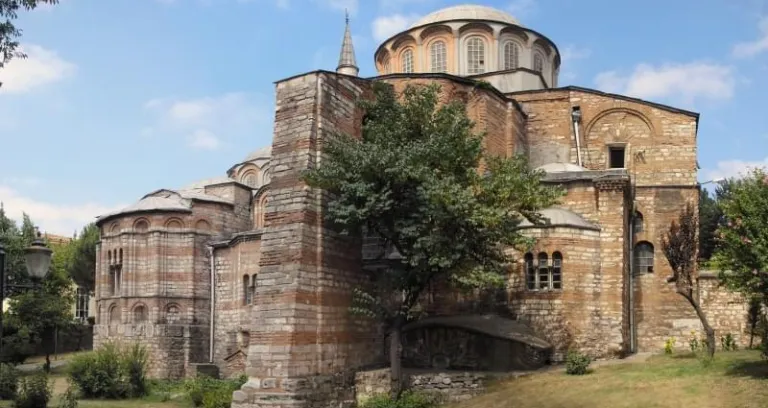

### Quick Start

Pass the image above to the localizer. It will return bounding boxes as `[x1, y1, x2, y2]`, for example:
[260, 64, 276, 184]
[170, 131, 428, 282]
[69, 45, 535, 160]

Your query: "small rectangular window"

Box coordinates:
[609, 146, 625, 169]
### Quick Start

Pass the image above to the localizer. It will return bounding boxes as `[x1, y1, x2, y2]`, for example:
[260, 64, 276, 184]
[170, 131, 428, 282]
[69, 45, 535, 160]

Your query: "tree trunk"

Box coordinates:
[684, 293, 716, 358]
[389, 318, 404, 399]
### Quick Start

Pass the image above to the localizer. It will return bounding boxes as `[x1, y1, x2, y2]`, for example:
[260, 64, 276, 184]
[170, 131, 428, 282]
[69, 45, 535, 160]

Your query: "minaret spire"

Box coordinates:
[336, 9, 359, 76]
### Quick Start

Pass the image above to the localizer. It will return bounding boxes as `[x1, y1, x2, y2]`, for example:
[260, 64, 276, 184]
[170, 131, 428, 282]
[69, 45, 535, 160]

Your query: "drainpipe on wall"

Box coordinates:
[571, 106, 583, 167]
[628, 212, 635, 354]
[208, 245, 215, 364]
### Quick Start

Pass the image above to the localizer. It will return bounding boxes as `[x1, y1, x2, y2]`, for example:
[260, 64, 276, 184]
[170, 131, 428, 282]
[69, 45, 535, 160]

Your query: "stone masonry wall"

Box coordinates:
[233, 72, 381, 408]
[699, 275, 754, 348]
[212, 235, 262, 379]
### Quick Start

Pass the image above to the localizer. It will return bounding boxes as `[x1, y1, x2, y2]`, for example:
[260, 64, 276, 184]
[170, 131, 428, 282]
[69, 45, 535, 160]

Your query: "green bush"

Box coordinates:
[184, 375, 246, 408]
[664, 337, 676, 354]
[14, 372, 52, 408]
[360, 391, 441, 408]
[565, 350, 591, 375]
[202, 386, 234, 408]
[0, 363, 19, 400]
[721, 333, 738, 351]
[68, 342, 149, 399]
[56, 384, 78, 408]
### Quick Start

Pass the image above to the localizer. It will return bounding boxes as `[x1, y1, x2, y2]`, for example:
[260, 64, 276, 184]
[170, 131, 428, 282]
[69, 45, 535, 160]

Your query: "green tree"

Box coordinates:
[69, 223, 98, 293]
[698, 189, 721, 263]
[0, 207, 36, 285]
[713, 169, 768, 303]
[303, 83, 561, 394]
[0, 0, 59, 88]
[661, 202, 716, 358]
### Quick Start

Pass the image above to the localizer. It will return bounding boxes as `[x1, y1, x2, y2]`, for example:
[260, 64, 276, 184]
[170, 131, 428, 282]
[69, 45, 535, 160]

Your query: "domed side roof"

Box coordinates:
[518, 208, 600, 231]
[410, 4, 522, 28]
[96, 195, 192, 222]
[244, 145, 272, 163]
[182, 176, 237, 190]
[536, 163, 589, 173]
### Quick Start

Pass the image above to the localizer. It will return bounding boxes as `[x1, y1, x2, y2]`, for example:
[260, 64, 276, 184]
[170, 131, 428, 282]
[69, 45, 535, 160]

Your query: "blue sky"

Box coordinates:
[1, 0, 767, 235]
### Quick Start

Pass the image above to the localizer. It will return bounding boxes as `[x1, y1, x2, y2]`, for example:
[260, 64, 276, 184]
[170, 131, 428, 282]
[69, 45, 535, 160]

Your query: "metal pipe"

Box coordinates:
[208, 246, 215, 364]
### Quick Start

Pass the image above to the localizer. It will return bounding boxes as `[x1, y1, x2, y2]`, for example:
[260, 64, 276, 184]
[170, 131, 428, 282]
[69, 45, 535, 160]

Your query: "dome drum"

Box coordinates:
[374, 4, 560, 93]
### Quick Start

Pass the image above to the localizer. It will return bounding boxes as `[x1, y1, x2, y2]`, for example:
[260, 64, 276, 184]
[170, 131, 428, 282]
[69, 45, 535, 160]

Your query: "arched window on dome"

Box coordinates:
[503, 41, 520, 70]
[466, 37, 486, 75]
[429, 41, 447, 73]
[401, 49, 414, 74]
[382, 59, 391, 74]
[242, 172, 258, 189]
[533, 52, 544, 73]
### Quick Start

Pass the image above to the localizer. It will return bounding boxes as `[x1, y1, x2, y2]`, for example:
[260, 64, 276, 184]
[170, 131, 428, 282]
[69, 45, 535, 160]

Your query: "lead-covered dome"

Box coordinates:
[409, 4, 522, 28]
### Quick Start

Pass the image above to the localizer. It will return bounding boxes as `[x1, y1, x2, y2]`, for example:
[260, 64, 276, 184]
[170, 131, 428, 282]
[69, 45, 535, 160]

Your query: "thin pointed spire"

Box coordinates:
[336, 10, 359, 76]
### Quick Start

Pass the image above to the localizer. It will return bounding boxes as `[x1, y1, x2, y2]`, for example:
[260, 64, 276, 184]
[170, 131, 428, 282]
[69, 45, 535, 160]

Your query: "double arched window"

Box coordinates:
[466, 37, 486, 75]
[503, 42, 520, 70]
[524, 252, 563, 290]
[533, 52, 544, 73]
[401, 49, 414, 73]
[429, 41, 447, 73]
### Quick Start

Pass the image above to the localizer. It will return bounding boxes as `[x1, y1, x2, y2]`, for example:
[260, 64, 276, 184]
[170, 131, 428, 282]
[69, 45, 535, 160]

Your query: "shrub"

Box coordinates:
[0, 363, 19, 400]
[14, 372, 52, 408]
[68, 342, 149, 399]
[664, 337, 676, 354]
[184, 375, 246, 408]
[721, 333, 738, 351]
[360, 391, 441, 408]
[565, 351, 591, 375]
[56, 384, 78, 408]
[688, 330, 700, 353]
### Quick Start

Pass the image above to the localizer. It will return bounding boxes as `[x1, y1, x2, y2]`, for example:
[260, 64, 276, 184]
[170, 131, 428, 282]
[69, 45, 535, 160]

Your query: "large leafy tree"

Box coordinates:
[69, 223, 98, 293]
[698, 189, 722, 263]
[0, 206, 37, 285]
[304, 83, 561, 393]
[713, 169, 768, 303]
[661, 202, 716, 357]
[1, 0, 59, 87]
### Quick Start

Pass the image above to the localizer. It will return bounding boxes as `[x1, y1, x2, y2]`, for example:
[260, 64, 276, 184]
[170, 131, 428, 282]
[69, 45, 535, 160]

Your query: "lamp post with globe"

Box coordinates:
[0, 228, 54, 358]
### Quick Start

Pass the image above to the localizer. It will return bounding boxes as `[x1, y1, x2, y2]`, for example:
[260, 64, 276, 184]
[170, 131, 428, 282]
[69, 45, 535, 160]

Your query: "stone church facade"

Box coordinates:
[92, 4, 751, 406]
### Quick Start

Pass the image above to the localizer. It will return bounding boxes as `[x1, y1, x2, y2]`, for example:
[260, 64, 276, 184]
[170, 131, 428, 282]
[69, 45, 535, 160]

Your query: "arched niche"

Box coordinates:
[390, 33, 417, 52]
[133, 218, 150, 233]
[165, 218, 184, 230]
[420, 24, 452, 41]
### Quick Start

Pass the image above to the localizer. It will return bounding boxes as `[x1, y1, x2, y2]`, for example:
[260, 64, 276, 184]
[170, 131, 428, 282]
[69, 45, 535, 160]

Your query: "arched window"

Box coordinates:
[552, 252, 563, 289]
[533, 52, 544, 73]
[108, 304, 120, 336]
[429, 41, 447, 73]
[633, 211, 644, 233]
[401, 49, 414, 73]
[466, 37, 486, 74]
[243, 275, 255, 305]
[243, 173, 258, 188]
[524, 253, 535, 290]
[383, 60, 391, 74]
[503, 42, 519, 70]
[634, 242, 655, 274]
[166, 304, 180, 324]
[133, 305, 147, 323]
[537, 252, 549, 290]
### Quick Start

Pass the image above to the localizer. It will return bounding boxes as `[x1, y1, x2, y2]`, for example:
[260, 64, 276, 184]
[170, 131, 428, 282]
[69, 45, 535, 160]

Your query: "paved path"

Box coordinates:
[16, 359, 68, 373]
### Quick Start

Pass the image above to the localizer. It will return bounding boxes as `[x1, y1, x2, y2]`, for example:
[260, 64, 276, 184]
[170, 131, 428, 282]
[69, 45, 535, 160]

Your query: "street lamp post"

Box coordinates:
[0, 228, 53, 358]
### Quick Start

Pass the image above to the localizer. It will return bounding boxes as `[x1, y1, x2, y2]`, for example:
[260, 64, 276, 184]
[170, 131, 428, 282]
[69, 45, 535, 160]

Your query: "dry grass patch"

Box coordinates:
[450, 350, 768, 408]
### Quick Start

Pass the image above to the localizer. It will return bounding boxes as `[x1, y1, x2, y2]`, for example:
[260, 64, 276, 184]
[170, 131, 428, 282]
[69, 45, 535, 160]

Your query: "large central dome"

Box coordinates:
[409, 4, 522, 28]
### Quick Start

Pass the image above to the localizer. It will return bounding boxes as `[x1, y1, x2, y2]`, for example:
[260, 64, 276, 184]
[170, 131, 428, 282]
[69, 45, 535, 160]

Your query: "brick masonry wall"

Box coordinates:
[233, 72, 382, 408]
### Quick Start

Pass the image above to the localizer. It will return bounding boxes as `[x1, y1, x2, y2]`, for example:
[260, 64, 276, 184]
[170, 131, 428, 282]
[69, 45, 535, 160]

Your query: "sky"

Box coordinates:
[1, 0, 767, 236]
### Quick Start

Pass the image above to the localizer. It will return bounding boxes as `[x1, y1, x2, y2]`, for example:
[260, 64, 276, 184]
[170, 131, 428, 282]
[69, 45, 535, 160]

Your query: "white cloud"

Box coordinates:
[702, 158, 768, 182]
[142, 92, 271, 150]
[594, 62, 735, 104]
[0, 185, 122, 236]
[507, 0, 537, 18]
[732, 16, 768, 58]
[560, 46, 591, 64]
[0, 45, 76, 94]
[372, 14, 419, 42]
[189, 129, 222, 150]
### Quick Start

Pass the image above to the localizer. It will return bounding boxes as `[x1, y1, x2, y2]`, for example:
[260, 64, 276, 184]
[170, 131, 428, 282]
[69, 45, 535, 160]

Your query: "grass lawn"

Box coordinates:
[452, 350, 768, 408]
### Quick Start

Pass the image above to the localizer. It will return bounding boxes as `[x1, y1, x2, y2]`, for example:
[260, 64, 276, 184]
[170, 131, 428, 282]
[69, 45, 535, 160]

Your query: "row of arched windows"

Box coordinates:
[106, 303, 181, 326]
[396, 39, 547, 75]
[524, 252, 562, 291]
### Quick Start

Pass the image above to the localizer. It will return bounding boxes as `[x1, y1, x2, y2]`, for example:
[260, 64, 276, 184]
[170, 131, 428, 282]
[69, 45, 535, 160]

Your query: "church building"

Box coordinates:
[92, 4, 750, 407]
